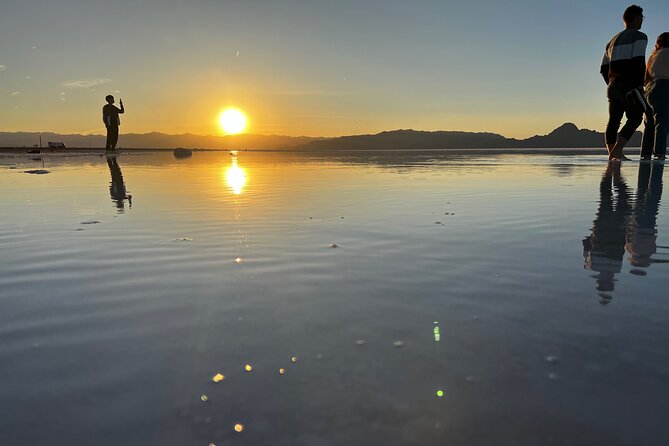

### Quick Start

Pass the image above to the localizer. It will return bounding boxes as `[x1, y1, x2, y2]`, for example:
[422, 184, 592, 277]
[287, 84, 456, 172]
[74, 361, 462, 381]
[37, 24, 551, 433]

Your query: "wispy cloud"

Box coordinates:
[61, 78, 112, 88]
[11, 91, 20, 96]
[268, 90, 352, 97]
[0, 65, 7, 71]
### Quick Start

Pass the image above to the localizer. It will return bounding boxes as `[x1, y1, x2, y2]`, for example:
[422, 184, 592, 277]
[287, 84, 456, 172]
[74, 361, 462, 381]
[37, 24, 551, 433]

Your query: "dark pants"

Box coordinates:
[606, 82, 643, 146]
[641, 79, 669, 158]
[106, 125, 119, 150]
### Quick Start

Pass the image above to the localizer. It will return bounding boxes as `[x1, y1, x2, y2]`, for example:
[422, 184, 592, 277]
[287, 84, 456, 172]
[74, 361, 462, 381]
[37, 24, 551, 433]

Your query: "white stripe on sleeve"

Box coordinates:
[632, 38, 647, 58]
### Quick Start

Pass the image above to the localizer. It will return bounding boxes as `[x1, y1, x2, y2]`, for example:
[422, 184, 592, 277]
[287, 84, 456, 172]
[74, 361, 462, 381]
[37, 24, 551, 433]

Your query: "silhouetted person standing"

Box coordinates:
[600, 5, 647, 160]
[103, 95, 124, 151]
[641, 33, 669, 160]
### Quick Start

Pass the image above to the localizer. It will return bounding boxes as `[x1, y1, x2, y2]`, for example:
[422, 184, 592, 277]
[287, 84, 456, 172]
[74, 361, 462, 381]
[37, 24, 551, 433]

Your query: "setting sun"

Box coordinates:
[218, 108, 247, 135]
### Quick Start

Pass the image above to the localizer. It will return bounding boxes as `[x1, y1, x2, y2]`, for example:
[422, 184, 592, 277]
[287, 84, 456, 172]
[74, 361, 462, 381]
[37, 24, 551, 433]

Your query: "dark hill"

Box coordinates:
[289, 123, 642, 150]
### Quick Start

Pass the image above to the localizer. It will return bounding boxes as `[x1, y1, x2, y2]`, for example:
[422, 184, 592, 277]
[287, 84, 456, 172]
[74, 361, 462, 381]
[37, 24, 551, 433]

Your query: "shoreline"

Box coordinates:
[0, 147, 641, 156]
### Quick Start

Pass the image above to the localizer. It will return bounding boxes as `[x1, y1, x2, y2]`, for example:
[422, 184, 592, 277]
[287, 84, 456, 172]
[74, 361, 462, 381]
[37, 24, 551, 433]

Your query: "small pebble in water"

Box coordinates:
[630, 269, 647, 276]
[234, 423, 244, 433]
[465, 375, 476, 382]
[329, 243, 338, 248]
[315, 354, 323, 360]
[171, 237, 193, 242]
[201, 395, 209, 402]
[244, 364, 253, 372]
[434, 221, 442, 225]
[291, 356, 298, 363]
[544, 355, 559, 364]
[547, 373, 559, 380]
[393, 341, 404, 348]
[278, 368, 286, 375]
[80, 220, 101, 225]
[212, 373, 225, 382]
[356, 339, 366, 346]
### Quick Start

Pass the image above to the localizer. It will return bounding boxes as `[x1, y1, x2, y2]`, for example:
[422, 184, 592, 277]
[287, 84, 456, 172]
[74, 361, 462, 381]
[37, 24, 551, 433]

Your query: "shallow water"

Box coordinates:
[1, 151, 668, 445]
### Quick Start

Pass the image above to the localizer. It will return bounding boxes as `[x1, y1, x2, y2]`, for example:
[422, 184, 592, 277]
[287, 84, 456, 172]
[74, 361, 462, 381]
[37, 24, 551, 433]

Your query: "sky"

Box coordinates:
[1, 0, 668, 138]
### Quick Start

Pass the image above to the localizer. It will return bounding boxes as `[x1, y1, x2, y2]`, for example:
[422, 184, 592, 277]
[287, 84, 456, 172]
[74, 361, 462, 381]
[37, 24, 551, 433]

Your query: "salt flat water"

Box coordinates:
[1, 151, 668, 446]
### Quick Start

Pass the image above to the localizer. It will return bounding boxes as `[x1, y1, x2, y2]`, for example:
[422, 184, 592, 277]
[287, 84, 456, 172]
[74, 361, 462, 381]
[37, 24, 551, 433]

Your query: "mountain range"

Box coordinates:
[0, 123, 643, 150]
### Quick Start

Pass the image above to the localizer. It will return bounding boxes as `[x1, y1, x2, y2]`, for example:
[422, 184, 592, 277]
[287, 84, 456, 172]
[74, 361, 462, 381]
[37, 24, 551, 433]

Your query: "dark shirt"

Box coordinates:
[102, 103, 124, 127]
[600, 29, 647, 87]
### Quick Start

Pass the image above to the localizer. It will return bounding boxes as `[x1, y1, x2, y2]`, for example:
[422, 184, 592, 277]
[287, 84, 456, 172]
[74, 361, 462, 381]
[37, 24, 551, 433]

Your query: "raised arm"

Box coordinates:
[118, 99, 124, 114]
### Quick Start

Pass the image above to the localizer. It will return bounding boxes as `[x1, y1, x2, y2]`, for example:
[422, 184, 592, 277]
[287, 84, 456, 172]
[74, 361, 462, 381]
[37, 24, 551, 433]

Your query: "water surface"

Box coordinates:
[1, 151, 668, 445]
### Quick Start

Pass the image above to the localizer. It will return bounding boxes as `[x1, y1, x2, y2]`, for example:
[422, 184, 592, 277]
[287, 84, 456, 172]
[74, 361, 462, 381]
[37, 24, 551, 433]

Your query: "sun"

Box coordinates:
[218, 108, 247, 134]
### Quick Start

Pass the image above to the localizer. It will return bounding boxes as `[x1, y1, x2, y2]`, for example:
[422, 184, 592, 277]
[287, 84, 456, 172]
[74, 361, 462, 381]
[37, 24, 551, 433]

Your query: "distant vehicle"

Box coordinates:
[48, 142, 66, 149]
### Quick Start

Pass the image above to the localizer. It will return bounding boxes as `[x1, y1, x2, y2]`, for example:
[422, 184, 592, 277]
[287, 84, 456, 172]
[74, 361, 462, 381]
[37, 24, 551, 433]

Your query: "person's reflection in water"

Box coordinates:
[107, 156, 132, 211]
[583, 162, 632, 304]
[626, 162, 666, 271]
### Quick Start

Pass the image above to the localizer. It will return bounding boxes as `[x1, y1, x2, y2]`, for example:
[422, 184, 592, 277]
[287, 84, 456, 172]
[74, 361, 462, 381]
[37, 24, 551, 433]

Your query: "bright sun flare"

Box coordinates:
[218, 108, 247, 134]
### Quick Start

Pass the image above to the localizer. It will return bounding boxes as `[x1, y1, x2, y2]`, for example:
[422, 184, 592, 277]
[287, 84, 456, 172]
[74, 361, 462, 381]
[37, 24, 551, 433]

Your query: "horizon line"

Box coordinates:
[0, 122, 599, 140]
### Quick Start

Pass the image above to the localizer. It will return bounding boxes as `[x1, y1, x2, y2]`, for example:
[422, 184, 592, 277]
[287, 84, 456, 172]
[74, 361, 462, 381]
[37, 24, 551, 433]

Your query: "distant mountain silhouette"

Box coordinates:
[0, 131, 322, 150]
[288, 123, 642, 150]
[0, 123, 645, 150]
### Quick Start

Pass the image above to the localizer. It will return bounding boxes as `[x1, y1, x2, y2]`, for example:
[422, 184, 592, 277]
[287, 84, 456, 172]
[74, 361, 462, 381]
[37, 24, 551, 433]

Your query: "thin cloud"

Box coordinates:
[269, 90, 352, 97]
[0, 65, 7, 71]
[61, 78, 112, 88]
[11, 91, 20, 96]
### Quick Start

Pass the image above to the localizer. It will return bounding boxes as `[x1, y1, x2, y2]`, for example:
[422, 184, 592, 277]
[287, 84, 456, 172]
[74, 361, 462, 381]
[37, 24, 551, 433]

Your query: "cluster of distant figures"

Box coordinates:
[601, 5, 669, 161]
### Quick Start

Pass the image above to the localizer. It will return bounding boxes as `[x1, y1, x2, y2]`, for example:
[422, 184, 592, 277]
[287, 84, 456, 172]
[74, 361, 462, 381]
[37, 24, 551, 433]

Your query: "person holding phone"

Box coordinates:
[103, 95, 125, 151]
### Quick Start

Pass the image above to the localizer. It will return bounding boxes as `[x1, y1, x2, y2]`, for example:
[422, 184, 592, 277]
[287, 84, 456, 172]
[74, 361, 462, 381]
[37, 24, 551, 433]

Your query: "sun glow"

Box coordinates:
[225, 154, 247, 195]
[218, 108, 247, 134]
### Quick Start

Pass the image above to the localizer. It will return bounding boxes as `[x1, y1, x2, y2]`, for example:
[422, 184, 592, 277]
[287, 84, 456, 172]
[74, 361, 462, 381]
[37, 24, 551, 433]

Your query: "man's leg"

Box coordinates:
[611, 99, 643, 160]
[651, 81, 669, 159]
[640, 110, 655, 159]
[606, 85, 625, 155]
[110, 126, 119, 150]
[105, 126, 113, 150]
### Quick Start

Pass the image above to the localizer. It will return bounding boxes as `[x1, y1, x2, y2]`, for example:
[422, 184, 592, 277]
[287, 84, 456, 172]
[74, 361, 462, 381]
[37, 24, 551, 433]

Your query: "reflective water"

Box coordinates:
[1, 151, 668, 445]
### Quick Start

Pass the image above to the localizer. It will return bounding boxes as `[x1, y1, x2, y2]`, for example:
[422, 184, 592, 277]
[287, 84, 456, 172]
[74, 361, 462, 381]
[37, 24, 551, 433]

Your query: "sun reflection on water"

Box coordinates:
[225, 154, 247, 195]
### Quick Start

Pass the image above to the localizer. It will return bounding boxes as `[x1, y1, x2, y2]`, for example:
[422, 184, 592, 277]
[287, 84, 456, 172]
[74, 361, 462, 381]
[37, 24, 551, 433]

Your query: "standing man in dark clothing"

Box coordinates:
[600, 5, 647, 160]
[103, 95, 124, 151]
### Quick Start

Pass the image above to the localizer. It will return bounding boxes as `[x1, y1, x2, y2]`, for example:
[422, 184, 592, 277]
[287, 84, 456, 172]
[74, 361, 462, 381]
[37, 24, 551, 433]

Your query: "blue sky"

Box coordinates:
[1, 0, 668, 137]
